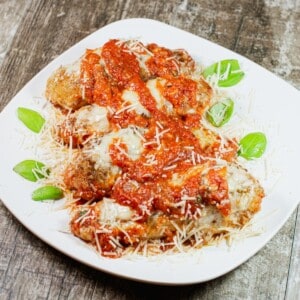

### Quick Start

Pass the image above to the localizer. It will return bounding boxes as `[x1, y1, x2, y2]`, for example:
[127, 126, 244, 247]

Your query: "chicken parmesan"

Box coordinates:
[43, 39, 265, 258]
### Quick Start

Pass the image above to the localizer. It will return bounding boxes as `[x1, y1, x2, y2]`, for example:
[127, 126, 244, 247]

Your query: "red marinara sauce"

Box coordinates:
[79, 39, 233, 218]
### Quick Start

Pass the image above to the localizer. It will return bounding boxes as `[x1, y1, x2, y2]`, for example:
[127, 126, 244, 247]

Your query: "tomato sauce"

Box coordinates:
[80, 39, 232, 217]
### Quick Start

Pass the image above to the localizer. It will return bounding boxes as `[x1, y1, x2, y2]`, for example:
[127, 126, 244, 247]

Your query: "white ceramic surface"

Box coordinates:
[0, 18, 299, 285]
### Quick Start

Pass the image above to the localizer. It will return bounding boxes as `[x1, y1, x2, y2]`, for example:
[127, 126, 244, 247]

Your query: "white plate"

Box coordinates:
[0, 18, 299, 285]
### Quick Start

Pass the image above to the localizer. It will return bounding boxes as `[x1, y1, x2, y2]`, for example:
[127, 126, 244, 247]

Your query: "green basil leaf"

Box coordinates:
[17, 107, 45, 133]
[203, 59, 245, 87]
[238, 132, 267, 160]
[13, 160, 48, 182]
[206, 98, 234, 127]
[32, 186, 63, 201]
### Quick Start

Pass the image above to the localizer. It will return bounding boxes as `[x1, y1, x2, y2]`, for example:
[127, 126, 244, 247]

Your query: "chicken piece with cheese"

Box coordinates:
[69, 163, 264, 257]
[45, 40, 199, 111]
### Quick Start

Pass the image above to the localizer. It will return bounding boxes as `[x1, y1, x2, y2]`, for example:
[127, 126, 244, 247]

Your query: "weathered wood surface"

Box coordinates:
[0, 0, 299, 299]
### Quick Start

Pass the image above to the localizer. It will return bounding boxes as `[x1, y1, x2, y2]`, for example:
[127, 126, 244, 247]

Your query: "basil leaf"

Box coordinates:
[13, 160, 48, 182]
[32, 186, 63, 201]
[238, 132, 267, 160]
[17, 107, 45, 133]
[206, 98, 234, 127]
[203, 59, 245, 87]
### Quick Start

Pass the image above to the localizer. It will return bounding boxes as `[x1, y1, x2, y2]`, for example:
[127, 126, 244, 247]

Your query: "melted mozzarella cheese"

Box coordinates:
[170, 165, 205, 187]
[75, 104, 110, 134]
[121, 90, 150, 116]
[99, 198, 134, 222]
[88, 127, 144, 170]
[227, 164, 257, 212]
[193, 127, 219, 150]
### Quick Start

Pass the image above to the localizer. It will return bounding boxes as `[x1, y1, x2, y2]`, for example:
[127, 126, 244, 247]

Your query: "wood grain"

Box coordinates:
[0, 0, 299, 299]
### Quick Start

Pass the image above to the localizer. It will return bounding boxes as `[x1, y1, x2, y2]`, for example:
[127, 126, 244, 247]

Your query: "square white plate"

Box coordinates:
[0, 18, 299, 285]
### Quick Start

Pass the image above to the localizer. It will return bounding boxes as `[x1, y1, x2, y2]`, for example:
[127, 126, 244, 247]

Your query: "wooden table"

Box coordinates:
[0, 0, 299, 299]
